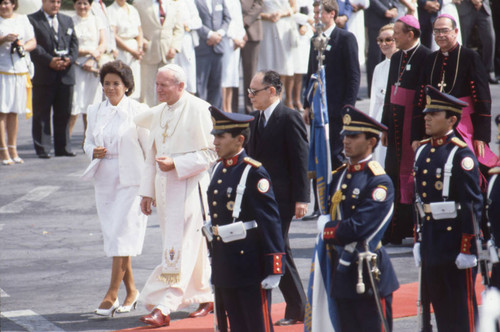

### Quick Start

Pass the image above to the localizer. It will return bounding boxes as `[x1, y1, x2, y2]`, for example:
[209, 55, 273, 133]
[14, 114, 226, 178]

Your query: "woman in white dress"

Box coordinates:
[71, 0, 106, 140]
[291, 0, 313, 112]
[369, 23, 397, 167]
[83, 61, 149, 316]
[258, 0, 298, 108]
[0, 0, 36, 165]
[108, 0, 143, 100]
[173, 0, 201, 94]
[221, 0, 245, 113]
[347, 0, 369, 68]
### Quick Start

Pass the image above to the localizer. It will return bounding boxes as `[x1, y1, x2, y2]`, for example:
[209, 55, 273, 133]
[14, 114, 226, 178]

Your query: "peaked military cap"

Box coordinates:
[341, 105, 388, 136]
[210, 106, 254, 135]
[423, 85, 468, 114]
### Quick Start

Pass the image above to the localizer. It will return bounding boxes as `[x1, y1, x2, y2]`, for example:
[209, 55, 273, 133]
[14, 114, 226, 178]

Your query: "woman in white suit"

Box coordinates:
[83, 60, 149, 317]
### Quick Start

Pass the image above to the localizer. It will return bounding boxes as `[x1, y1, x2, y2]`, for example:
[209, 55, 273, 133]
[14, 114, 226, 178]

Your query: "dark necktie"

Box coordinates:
[257, 111, 265, 136]
[157, 0, 166, 25]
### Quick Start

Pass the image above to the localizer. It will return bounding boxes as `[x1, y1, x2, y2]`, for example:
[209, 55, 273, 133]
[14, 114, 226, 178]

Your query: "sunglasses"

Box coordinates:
[376, 37, 395, 44]
[247, 86, 270, 97]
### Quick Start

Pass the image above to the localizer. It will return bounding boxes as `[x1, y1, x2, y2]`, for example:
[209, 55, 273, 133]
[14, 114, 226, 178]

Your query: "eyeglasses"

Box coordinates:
[376, 37, 395, 44]
[433, 28, 452, 36]
[247, 86, 270, 97]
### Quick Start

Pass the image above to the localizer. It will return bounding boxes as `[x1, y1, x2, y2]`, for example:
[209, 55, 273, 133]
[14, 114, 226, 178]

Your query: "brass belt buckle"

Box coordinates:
[212, 225, 219, 236]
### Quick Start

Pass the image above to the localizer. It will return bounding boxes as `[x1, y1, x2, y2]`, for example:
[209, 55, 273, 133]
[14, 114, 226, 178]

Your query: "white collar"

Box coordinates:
[261, 99, 280, 123]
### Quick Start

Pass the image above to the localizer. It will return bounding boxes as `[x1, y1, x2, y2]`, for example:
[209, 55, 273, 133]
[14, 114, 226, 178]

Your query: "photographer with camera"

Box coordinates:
[28, 0, 78, 158]
[0, 0, 36, 165]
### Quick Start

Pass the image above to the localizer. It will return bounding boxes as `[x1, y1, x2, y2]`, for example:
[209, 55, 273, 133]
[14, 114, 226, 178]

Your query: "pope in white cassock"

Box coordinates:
[134, 64, 216, 328]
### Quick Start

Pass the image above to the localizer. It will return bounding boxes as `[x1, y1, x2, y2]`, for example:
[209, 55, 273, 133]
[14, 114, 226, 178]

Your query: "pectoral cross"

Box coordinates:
[162, 125, 168, 143]
[438, 73, 447, 92]
[394, 81, 401, 96]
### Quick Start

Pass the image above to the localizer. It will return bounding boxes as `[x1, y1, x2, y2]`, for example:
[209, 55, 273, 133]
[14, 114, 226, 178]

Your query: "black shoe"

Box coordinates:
[38, 152, 51, 159]
[488, 72, 499, 84]
[55, 151, 76, 157]
[275, 318, 301, 326]
[302, 210, 320, 220]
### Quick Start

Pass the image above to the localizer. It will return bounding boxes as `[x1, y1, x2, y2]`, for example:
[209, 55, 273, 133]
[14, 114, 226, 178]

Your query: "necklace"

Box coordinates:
[430, 45, 461, 93]
[394, 44, 420, 95]
[159, 103, 184, 143]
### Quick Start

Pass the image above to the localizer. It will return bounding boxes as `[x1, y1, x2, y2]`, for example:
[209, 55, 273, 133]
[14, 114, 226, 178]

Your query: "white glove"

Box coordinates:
[455, 253, 477, 269]
[261, 274, 281, 289]
[317, 214, 330, 232]
[413, 243, 421, 267]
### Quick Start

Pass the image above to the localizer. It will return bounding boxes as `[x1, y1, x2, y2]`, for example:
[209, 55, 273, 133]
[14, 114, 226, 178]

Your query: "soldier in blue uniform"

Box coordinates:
[413, 85, 483, 332]
[206, 106, 285, 332]
[315, 106, 399, 332]
[487, 115, 500, 289]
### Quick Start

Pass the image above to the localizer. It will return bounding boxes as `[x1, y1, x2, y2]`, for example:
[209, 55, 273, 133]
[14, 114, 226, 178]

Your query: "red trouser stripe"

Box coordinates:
[260, 288, 271, 332]
[466, 268, 475, 332]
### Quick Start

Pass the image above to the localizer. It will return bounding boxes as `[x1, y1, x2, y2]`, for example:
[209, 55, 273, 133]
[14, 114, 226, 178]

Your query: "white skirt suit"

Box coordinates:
[83, 97, 149, 257]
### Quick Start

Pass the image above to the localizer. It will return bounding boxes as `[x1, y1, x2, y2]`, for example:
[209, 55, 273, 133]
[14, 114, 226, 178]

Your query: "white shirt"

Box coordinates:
[261, 99, 280, 126]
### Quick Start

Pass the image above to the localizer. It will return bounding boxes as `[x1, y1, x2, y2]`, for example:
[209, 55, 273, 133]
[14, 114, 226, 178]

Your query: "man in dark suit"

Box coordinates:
[247, 70, 310, 326]
[241, 0, 263, 114]
[304, 0, 360, 169]
[28, 0, 78, 158]
[417, 0, 441, 48]
[194, 0, 231, 109]
[364, 0, 397, 95]
[456, 0, 498, 84]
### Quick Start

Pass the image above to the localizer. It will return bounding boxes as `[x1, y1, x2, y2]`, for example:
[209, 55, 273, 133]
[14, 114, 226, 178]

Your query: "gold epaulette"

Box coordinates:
[243, 157, 262, 168]
[368, 161, 386, 176]
[488, 166, 500, 175]
[451, 137, 467, 148]
[332, 163, 347, 176]
[420, 138, 431, 145]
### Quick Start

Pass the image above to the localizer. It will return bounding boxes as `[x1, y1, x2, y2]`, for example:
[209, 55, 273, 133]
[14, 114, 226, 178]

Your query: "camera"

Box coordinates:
[10, 39, 25, 58]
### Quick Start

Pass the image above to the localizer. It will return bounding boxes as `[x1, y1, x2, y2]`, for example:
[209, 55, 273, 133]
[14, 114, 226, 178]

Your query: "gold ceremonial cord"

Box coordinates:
[330, 190, 343, 221]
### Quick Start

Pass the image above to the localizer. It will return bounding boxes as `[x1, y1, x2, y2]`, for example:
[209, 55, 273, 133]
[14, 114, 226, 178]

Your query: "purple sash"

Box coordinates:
[390, 85, 415, 204]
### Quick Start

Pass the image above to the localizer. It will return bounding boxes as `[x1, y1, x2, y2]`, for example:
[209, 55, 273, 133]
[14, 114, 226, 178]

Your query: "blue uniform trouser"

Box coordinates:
[215, 284, 273, 332]
[422, 262, 478, 332]
[336, 294, 393, 332]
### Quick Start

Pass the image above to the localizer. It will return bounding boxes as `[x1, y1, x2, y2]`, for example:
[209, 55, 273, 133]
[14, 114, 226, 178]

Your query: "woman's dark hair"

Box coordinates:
[1, 0, 18, 11]
[72, 0, 93, 5]
[99, 60, 134, 96]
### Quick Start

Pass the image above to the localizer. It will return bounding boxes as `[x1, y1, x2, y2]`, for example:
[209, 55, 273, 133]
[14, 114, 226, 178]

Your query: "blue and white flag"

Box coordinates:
[304, 66, 338, 332]
[305, 67, 332, 215]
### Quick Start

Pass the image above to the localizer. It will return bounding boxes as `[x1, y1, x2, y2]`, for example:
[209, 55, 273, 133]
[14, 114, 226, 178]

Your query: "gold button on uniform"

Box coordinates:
[212, 201, 217, 206]
[222, 168, 227, 173]
[426, 216, 430, 221]
[422, 181, 427, 186]
[346, 174, 352, 179]
[240, 250, 244, 255]
[341, 184, 347, 189]
[217, 179, 222, 184]
[214, 189, 218, 194]
[213, 213, 218, 218]
[447, 226, 452, 231]
[423, 169, 428, 174]
[431, 148, 436, 153]
[422, 193, 427, 198]
[426, 158, 430, 163]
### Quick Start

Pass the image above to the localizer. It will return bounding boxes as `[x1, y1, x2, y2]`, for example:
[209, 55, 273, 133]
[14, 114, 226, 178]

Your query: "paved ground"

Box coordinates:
[1, 70, 499, 331]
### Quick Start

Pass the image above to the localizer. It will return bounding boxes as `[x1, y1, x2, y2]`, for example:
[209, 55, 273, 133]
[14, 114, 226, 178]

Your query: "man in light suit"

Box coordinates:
[194, 0, 231, 109]
[456, 0, 498, 84]
[134, 0, 184, 106]
[28, 0, 78, 158]
[247, 70, 310, 326]
[241, 0, 263, 114]
[304, 0, 360, 169]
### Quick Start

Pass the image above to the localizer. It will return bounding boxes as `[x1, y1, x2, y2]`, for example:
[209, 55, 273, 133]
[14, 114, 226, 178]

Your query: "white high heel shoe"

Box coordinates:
[116, 292, 140, 313]
[94, 298, 119, 317]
